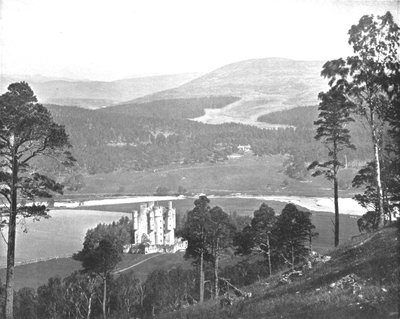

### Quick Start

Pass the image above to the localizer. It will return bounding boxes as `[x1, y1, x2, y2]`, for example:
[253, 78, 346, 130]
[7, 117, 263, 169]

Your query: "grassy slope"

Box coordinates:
[0, 258, 82, 290]
[0, 252, 191, 291]
[158, 225, 399, 319]
[63, 155, 358, 199]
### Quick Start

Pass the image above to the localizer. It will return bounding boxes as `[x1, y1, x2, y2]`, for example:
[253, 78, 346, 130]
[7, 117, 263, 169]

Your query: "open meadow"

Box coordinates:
[62, 154, 359, 200]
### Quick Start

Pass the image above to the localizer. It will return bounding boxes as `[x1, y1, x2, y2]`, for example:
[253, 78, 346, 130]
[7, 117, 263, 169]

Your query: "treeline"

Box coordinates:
[44, 103, 306, 174]
[100, 96, 240, 120]
[0, 199, 317, 319]
[44, 97, 375, 177]
[258, 105, 372, 162]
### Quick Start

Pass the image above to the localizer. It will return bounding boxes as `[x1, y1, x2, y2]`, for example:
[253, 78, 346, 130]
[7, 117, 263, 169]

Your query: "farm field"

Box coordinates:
[63, 154, 358, 200]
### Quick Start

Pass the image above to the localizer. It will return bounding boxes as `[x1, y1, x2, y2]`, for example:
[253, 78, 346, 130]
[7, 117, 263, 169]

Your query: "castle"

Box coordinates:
[130, 201, 187, 254]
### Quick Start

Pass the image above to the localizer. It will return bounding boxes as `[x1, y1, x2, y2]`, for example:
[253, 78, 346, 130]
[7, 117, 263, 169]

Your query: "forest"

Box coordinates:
[45, 99, 374, 177]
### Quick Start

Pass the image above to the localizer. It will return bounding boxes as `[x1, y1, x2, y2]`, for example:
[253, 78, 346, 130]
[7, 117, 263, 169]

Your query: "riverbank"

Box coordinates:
[56, 194, 367, 216]
[0, 194, 364, 267]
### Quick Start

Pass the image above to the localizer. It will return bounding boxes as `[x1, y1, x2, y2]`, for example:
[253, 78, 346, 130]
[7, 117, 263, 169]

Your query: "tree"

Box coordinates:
[74, 237, 122, 319]
[308, 88, 355, 246]
[63, 271, 97, 319]
[206, 206, 235, 298]
[274, 204, 316, 270]
[321, 12, 400, 226]
[384, 31, 400, 217]
[37, 277, 65, 319]
[251, 203, 276, 275]
[112, 273, 143, 319]
[283, 151, 308, 180]
[178, 195, 212, 303]
[0, 82, 74, 319]
[233, 225, 255, 254]
[14, 287, 37, 319]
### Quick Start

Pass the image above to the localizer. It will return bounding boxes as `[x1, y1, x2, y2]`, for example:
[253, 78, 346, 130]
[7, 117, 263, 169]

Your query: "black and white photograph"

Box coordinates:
[0, 0, 399, 318]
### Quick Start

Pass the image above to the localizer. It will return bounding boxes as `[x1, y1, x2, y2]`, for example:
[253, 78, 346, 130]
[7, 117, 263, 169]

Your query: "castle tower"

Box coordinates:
[132, 210, 138, 243]
[148, 208, 156, 245]
[154, 206, 164, 245]
[134, 204, 149, 244]
[164, 201, 176, 245]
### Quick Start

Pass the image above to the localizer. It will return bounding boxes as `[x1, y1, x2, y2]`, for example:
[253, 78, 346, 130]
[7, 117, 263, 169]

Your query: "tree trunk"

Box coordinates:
[199, 251, 204, 303]
[102, 277, 107, 319]
[266, 233, 272, 276]
[291, 244, 295, 271]
[334, 175, 339, 247]
[373, 138, 385, 227]
[214, 251, 219, 299]
[87, 294, 93, 319]
[5, 154, 18, 319]
[370, 114, 385, 227]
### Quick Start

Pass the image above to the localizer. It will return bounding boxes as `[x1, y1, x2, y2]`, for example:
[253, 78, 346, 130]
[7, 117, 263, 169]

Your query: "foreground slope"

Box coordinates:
[158, 225, 399, 319]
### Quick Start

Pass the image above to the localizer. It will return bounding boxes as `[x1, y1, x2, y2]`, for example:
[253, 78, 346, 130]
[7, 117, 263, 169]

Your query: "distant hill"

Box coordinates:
[119, 58, 329, 127]
[0, 73, 201, 109]
[141, 58, 325, 99]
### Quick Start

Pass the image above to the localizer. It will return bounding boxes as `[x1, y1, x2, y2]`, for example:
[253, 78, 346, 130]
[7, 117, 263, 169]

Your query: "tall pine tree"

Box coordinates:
[308, 88, 355, 246]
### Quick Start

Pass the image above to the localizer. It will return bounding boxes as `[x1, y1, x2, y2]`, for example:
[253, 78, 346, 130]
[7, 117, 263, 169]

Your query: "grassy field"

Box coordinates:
[62, 154, 358, 200]
[0, 258, 82, 290]
[0, 252, 191, 290]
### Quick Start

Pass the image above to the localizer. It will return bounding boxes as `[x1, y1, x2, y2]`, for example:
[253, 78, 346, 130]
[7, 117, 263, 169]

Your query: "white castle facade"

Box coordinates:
[130, 201, 187, 254]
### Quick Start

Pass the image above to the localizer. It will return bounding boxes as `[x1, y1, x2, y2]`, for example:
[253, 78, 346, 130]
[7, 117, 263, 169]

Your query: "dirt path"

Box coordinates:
[113, 254, 162, 275]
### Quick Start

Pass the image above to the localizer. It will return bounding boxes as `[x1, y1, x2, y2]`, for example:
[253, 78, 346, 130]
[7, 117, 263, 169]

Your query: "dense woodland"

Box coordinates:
[45, 99, 373, 177]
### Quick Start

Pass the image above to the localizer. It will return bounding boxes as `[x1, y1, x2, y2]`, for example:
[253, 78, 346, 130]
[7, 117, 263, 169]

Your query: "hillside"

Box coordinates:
[136, 58, 326, 101]
[124, 58, 329, 128]
[0, 73, 200, 109]
[158, 225, 398, 319]
[47, 104, 335, 175]
[99, 96, 240, 119]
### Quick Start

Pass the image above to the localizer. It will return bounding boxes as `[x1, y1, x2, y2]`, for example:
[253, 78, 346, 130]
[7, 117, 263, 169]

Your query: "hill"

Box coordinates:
[122, 58, 329, 128]
[1, 73, 200, 109]
[158, 225, 398, 319]
[135, 58, 326, 101]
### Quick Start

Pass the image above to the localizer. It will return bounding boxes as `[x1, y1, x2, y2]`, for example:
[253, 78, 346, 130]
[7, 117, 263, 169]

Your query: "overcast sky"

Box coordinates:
[0, 0, 399, 81]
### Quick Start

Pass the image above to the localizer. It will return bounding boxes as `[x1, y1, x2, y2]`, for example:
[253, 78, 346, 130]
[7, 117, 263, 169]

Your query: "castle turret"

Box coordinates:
[132, 210, 138, 230]
[164, 204, 176, 245]
[154, 207, 164, 245]
[148, 209, 155, 244]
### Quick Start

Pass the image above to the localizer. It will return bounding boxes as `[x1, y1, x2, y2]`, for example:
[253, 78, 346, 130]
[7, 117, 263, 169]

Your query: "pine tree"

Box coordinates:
[308, 88, 355, 246]
[321, 12, 400, 226]
[0, 82, 74, 319]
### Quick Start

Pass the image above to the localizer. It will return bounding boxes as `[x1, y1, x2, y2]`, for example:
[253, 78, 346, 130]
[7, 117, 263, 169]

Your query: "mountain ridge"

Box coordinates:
[0, 72, 201, 109]
[111, 57, 329, 128]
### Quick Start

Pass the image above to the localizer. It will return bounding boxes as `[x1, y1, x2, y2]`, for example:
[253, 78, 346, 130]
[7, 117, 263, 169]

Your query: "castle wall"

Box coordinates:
[132, 201, 178, 248]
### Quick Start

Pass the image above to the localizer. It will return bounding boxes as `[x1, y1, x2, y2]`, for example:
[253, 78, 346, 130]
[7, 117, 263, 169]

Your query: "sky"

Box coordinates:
[0, 0, 399, 81]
